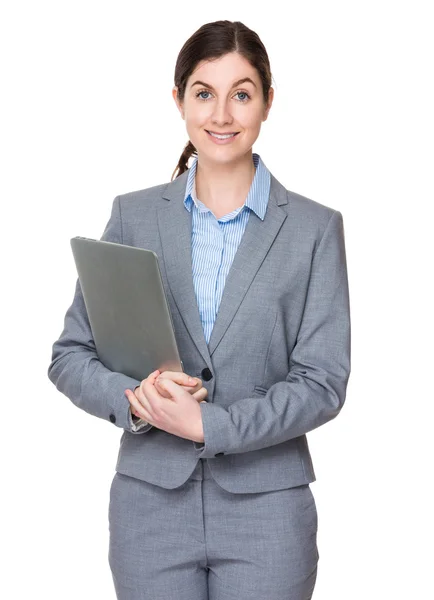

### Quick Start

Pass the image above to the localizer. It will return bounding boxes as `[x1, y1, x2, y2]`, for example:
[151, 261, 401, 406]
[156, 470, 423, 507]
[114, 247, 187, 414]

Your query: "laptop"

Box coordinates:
[70, 236, 184, 381]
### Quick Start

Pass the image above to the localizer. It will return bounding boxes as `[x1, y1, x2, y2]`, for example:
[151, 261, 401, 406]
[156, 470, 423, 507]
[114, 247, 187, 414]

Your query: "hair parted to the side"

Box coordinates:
[171, 20, 273, 181]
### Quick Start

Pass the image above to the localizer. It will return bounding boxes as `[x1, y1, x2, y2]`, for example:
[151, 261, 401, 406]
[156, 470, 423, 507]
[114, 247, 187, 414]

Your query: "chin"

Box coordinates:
[202, 150, 245, 163]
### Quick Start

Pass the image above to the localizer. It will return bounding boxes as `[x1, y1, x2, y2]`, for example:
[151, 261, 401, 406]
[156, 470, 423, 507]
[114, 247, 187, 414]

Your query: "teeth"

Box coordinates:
[208, 131, 237, 139]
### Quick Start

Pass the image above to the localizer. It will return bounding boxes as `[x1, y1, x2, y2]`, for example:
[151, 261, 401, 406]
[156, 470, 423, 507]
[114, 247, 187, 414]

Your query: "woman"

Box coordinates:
[48, 19, 351, 600]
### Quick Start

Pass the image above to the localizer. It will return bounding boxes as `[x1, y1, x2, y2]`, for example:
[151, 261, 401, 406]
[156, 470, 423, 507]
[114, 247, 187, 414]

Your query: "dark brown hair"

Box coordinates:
[171, 20, 273, 181]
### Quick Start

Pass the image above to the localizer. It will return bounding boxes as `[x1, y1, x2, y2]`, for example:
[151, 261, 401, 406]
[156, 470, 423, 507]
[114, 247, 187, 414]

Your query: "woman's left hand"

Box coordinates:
[125, 375, 205, 443]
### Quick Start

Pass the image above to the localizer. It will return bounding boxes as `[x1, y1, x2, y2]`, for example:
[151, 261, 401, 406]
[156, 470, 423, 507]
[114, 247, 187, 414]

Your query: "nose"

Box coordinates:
[211, 98, 233, 128]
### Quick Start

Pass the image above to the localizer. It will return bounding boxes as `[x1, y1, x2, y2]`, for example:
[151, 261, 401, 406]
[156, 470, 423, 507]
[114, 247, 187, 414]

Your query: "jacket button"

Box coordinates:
[109, 413, 116, 424]
[201, 368, 213, 381]
[215, 452, 224, 456]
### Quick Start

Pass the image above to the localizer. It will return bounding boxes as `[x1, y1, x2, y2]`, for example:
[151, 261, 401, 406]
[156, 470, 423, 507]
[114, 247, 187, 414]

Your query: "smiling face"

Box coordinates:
[173, 52, 273, 166]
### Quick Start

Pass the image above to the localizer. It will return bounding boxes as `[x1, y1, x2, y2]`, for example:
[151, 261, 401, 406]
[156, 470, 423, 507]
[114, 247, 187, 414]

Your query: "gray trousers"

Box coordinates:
[108, 458, 319, 600]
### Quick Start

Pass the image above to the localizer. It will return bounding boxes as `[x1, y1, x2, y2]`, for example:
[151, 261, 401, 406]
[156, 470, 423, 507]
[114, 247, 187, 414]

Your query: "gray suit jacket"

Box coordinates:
[48, 167, 351, 493]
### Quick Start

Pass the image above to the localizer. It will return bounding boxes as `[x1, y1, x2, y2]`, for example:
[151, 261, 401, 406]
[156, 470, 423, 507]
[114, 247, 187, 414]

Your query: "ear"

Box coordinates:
[263, 87, 274, 122]
[172, 86, 185, 119]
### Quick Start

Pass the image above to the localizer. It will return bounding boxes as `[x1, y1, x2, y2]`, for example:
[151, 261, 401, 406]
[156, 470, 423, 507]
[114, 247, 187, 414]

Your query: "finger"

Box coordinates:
[154, 379, 173, 399]
[184, 379, 203, 393]
[158, 374, 203, 396]
[131, 406, 144, 418]
[143, 377, 173, 412]
[147, 370, 160, 384]
[126, 390, 152, 422]
[192, 387, 208, 402]
[139, 370, 161, 399]
[136, 370, 160, 395]
[175, 381, 202, 395]
[135, 379, 158, 415]
[155, 378, 188, 400]
[157, 371, 200, 388]
[155, 378, 199, 399]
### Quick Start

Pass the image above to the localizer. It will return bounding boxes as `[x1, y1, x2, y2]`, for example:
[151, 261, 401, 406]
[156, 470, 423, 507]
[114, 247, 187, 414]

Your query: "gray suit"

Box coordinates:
[48, 166, 350, 599]
[48, 167, 351, 494]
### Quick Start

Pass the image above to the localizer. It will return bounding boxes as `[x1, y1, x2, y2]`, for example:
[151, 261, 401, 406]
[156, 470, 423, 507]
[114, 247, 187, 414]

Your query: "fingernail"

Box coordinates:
[188, 377, 195, 384]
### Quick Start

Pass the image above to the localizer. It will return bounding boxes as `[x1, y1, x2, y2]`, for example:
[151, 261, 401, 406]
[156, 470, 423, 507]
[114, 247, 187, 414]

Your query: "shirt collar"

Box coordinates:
[183, 152, 270, 221]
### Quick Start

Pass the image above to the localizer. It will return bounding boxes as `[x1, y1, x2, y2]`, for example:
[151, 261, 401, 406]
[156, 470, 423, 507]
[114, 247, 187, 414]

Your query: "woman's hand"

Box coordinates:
[129, 370, 207, 418]
[125, 370, 206, 442]
[155, 370, 207, 402]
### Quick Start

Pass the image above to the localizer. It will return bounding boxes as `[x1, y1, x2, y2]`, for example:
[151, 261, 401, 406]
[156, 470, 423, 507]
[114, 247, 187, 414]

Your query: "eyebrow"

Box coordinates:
[190, 77, 257, 90]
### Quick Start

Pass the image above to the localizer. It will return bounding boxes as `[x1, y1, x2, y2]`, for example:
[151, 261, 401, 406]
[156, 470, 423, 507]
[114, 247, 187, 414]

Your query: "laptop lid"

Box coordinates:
[70, 236, 183, 381]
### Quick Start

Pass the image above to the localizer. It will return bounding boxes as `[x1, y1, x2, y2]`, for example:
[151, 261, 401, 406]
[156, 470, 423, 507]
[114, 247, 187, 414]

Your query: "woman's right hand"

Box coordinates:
[130, 370, 208, 419]
[154, 370, 208, 402]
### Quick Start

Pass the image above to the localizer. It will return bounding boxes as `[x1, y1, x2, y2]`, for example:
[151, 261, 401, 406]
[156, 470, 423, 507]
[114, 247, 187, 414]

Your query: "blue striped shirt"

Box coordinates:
[183, 152, 271, 344]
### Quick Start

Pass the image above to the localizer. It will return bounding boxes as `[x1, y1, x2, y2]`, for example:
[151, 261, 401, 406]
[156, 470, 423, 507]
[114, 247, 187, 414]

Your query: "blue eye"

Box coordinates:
[195, 90, 251, 102]
[197, 91, 211, 100]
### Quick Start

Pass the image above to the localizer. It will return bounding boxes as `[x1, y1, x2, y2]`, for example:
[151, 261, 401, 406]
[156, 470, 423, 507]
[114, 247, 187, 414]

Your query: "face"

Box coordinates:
[173, 52, 273, 165]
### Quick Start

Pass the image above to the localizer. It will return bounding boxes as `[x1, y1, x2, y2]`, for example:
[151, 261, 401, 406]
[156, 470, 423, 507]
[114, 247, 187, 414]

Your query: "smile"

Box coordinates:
[207, 131, 239, 139]
[205, 130, 240, 143]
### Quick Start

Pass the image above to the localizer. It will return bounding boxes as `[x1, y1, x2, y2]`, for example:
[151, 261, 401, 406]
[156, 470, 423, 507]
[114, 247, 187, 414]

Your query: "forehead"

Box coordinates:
[187, 53, 259, 87]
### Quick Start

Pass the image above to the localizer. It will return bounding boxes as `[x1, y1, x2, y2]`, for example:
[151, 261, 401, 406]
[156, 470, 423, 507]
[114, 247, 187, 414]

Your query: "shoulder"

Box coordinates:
[270, 173, 342, 236]
[115, 181, 171, 212]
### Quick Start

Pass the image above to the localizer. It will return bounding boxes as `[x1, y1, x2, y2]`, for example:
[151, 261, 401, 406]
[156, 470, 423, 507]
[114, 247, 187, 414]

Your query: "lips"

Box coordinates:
[204, 130, 241, 145]
[205, 129, 240, 137]
[206, 130, 239, 135]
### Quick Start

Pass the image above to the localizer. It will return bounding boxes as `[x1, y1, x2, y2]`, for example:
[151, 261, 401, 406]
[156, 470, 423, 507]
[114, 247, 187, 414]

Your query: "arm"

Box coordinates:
[47, 196, 153, 434]
[192, 210, 351, 457]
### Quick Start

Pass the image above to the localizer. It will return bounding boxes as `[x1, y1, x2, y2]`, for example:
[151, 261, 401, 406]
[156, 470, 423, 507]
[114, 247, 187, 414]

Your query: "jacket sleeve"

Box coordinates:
[130, 385, 149, 430]
[47, 196, 153, 434]
[192, 209, 351, 458]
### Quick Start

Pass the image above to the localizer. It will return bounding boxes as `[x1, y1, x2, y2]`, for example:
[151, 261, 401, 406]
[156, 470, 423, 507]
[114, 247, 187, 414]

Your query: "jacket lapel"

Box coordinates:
[207, 175, 288, 355]
[157, 170, 212, 367]
[157, 170, 288, 364]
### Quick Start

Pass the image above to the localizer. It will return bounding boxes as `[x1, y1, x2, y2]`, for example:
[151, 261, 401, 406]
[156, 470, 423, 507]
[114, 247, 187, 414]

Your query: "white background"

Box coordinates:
[1, 1, 433, 598]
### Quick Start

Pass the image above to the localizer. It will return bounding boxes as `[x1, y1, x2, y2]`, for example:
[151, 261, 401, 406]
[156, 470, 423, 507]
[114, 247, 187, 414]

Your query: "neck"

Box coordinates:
[195, 152, 256, 213]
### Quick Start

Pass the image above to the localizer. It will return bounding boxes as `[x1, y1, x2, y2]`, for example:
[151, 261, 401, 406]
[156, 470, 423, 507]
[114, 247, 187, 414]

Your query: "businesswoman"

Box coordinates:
[48, 19, 351, 600]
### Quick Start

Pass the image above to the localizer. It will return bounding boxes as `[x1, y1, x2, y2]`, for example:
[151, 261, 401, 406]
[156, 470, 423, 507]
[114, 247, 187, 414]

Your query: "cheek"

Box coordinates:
[235, 108, 264, 131]
[185, 104, 211, 124]
[184, 117, 200, 139]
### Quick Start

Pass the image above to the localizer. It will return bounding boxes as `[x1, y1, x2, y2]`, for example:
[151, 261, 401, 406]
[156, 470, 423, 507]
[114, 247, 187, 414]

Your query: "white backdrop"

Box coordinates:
[1, 1, 433, 598]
